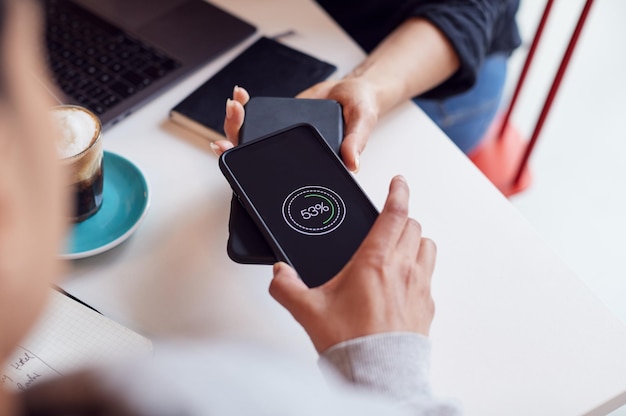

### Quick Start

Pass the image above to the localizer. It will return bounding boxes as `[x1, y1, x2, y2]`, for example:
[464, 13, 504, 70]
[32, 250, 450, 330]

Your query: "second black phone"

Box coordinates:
[227, 97, 344, 264]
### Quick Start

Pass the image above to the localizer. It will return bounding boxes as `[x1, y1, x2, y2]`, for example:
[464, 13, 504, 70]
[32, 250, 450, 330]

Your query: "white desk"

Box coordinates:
[60, 1, 626, 415]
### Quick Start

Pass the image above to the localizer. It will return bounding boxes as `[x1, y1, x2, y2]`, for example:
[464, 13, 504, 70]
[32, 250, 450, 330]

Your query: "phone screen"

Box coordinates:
[220, 124, 378, 287]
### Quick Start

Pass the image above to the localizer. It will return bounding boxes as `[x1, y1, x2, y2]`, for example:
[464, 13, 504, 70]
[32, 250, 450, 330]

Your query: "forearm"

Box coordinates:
[346, 17, 459, 117]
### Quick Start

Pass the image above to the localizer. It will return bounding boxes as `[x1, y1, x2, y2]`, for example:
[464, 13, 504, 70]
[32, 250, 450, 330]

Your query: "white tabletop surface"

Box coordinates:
[60, 1, 626, 415]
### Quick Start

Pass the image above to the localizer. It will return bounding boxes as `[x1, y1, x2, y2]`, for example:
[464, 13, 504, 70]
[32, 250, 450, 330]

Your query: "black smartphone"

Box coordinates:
[227, 97, 344, 265]
[219, 123, 378, 288]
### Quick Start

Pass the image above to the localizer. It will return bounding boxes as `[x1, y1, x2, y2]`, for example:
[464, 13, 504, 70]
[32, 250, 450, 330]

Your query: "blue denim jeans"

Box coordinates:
[413, 53, 508, 154]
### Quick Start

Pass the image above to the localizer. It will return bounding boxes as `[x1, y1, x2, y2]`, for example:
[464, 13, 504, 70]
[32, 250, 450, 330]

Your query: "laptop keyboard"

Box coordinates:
[43, 0, 182, 116]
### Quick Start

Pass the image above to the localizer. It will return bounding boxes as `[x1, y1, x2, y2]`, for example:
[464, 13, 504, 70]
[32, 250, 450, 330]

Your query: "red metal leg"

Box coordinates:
[513, 0, 595, 185]
[498, 0, 555, 141]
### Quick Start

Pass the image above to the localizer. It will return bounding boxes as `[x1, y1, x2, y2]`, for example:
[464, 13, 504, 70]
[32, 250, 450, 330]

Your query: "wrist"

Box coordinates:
[344, 66, 400, 118]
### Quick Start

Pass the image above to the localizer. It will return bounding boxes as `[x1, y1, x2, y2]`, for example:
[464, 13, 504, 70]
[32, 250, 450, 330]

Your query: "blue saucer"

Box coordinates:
[61, 151, 150, 259]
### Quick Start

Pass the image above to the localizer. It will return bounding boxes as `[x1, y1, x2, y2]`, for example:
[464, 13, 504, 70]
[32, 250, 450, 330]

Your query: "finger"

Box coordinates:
[416, 237, 437, 280]
[269, 262, 312, 321]
[359, 176, 410, 254]
[233, 85, 250, 106]
[223, 98, 244, 143]
[340, 108, 376, 172]
[210, 139, 234, 157]
[396, 218, 423, 259]
[340, 133, 361, 173]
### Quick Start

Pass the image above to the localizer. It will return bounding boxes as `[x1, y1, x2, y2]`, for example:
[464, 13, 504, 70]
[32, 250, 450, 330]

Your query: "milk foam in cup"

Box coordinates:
[52, 105, 103, 222]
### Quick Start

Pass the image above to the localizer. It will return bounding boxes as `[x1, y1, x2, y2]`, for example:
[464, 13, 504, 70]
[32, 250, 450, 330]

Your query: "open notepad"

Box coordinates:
[1, 289, 152, 391]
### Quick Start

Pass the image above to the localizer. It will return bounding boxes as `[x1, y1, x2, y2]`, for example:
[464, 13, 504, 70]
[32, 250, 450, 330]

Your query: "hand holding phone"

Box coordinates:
[220, 123, 376, 287]
[269, 176, 437, 353]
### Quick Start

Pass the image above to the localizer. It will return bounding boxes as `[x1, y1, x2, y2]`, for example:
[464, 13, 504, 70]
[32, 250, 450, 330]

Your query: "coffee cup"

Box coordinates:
[52, 105, 103, 223]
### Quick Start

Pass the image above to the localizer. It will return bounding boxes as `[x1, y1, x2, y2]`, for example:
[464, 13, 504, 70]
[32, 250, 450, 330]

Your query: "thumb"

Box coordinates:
[269, 262, 311, 319]
[341, 110, 375, 173]
[340, 134, 361, 173]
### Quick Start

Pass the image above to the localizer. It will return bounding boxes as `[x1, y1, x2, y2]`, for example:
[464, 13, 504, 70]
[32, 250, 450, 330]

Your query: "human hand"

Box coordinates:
[213, 79, 379, 174]
[210, 86, 250, 156]
[268, 176, 436, 353]
[297, 77, 379, 172]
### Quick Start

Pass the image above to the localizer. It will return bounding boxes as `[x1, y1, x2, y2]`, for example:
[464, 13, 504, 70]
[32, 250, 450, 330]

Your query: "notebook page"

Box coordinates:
[1, 289, 152, 391]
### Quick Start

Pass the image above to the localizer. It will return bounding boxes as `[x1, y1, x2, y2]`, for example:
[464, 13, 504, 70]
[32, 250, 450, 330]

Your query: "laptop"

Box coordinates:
[43, 0, 256, 128]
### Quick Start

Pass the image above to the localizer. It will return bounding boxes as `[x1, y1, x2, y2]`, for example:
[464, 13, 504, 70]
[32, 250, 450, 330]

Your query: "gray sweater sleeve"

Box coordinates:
[319, 332, 462, 415]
